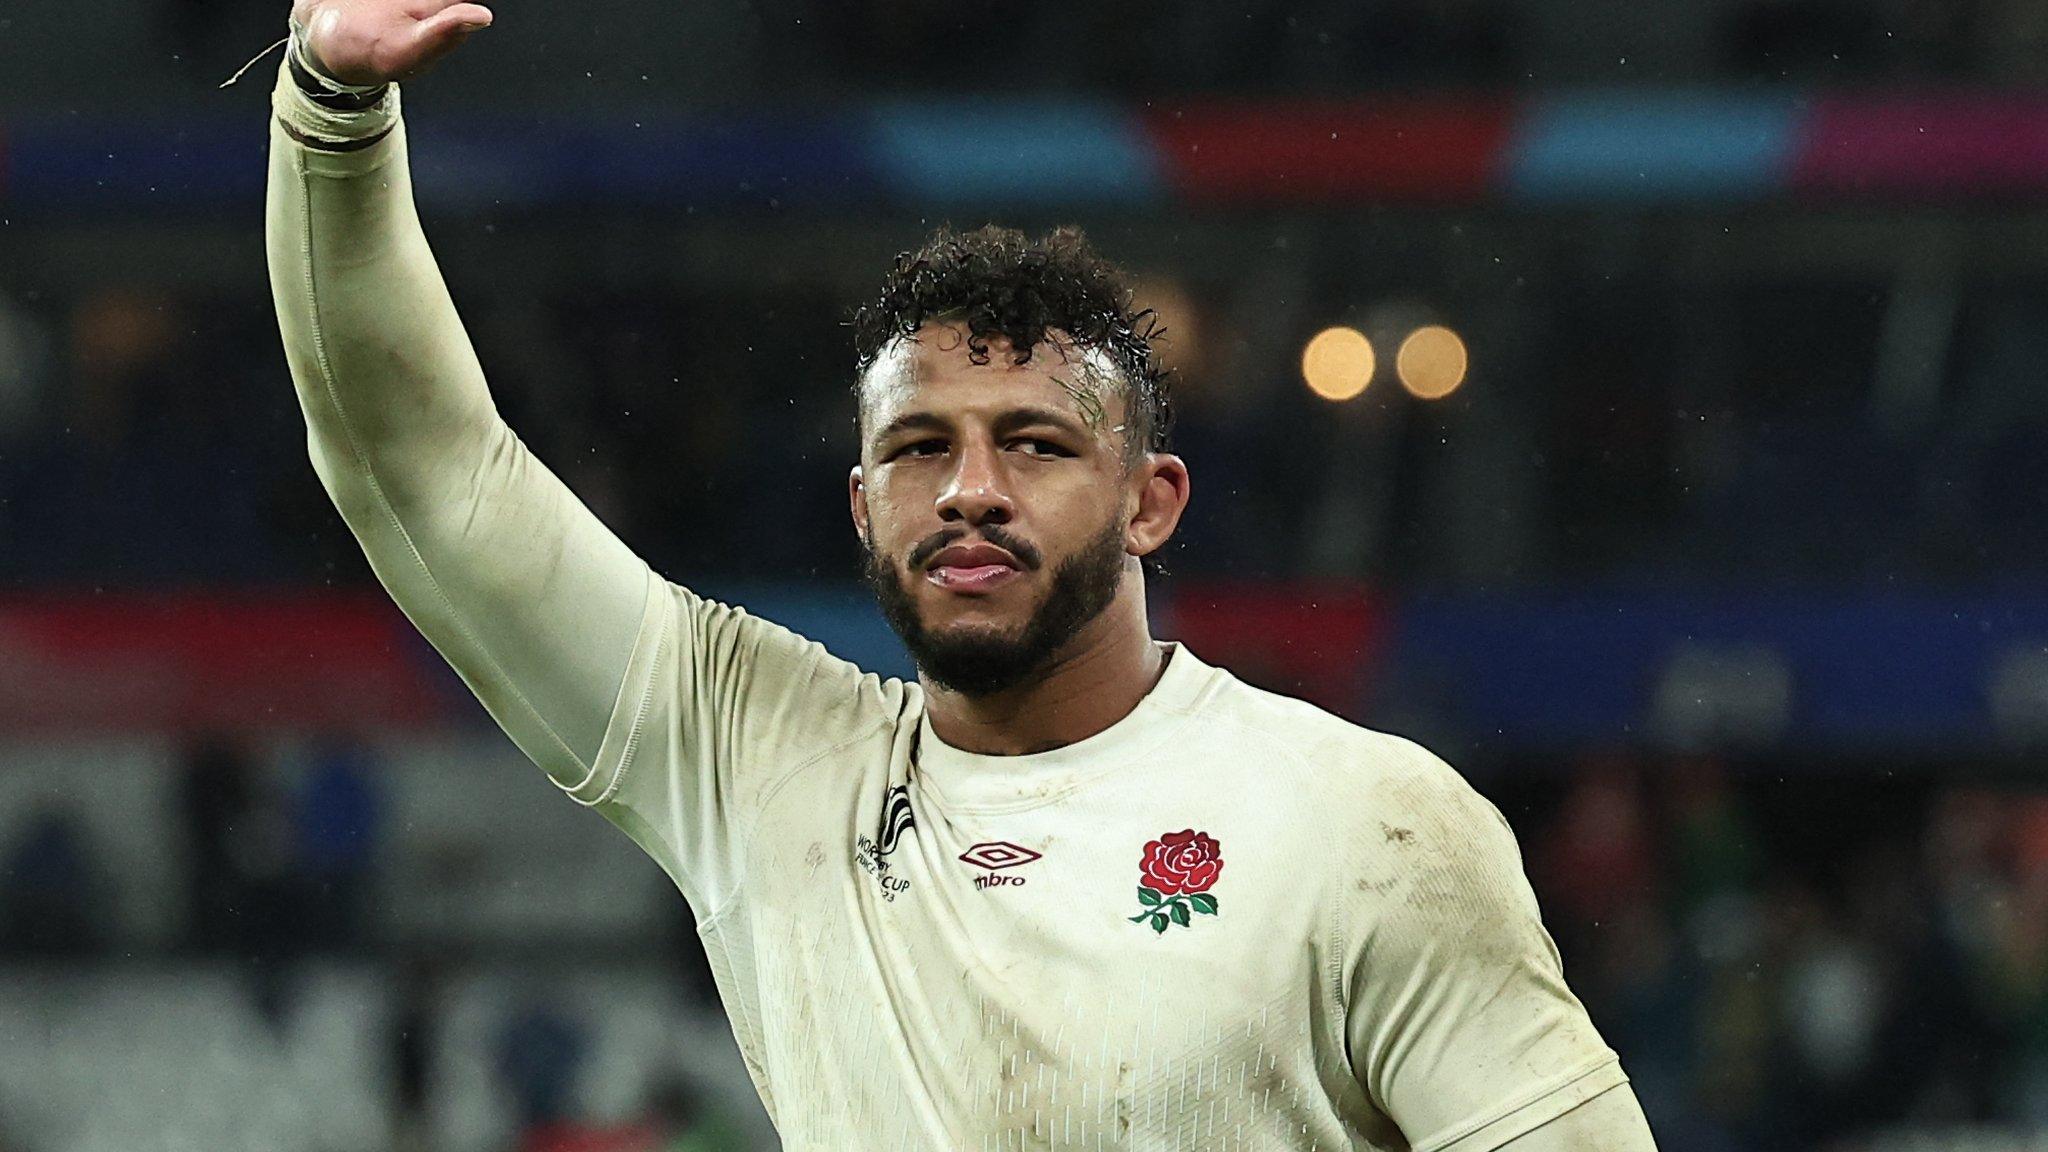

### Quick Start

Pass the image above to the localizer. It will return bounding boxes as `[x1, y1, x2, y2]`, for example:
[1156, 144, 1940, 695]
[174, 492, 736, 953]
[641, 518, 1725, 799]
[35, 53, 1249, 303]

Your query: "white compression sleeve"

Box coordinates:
[265, 57, 659, 784]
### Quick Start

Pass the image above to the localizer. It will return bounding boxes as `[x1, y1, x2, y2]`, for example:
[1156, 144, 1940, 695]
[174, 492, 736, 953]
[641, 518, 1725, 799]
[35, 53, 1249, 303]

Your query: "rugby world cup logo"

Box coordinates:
[853, 785, 917, 903]
[876, 785, 915, 857]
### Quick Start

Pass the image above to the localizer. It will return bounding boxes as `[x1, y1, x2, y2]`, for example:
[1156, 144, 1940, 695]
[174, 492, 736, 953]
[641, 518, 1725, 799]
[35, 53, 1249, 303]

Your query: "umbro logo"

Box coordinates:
[960, 841, 1041, 889]
[960, 841, 1040, 870]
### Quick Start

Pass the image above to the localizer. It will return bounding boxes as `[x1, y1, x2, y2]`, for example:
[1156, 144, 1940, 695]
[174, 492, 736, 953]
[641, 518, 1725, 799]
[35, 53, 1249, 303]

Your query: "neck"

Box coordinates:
[921, 582, 1167, 756]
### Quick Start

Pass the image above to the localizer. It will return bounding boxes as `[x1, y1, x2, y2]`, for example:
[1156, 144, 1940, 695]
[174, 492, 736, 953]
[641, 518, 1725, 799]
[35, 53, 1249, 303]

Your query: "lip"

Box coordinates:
[926, 564, 1022, 594]
[929, 543, 1020, 571]
[926, 542, 1023, 595]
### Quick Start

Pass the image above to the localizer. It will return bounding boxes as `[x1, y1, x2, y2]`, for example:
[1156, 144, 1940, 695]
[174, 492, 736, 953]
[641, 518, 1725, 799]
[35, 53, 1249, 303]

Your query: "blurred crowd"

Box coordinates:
[5, 734, 2048, 1149]
[1514, 757, 2048, 1151]
[0, 732, 746, 1152]
[2, 269, 2045, 592]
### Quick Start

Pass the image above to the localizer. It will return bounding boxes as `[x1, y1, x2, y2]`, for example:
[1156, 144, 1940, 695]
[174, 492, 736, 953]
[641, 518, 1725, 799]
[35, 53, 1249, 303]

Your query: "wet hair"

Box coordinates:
[849, 223, 1174, 464]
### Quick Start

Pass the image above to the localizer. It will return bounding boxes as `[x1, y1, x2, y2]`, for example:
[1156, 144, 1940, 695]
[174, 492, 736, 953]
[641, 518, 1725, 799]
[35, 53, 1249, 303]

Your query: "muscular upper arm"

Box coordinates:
[1342, 737, 1630, 1151]
[1494, 1084, 1657, 1152]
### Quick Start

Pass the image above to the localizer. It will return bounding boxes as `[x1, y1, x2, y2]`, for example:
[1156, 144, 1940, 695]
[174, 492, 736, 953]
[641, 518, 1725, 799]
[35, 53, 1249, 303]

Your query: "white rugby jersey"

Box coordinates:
[567, 587, 1622, 1152]
[266, 62, 1624, 1152]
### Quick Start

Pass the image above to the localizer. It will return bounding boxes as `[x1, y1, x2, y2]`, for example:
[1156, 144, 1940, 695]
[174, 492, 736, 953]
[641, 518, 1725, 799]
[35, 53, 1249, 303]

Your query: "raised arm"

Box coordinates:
[265, 0, 660, 787]
[264, 1, 899, 916]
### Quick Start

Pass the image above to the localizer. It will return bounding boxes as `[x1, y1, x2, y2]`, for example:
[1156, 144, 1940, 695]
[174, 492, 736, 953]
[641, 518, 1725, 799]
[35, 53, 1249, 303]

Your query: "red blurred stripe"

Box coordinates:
[1167, 582, 1386, 716]
[1143, 98, 1512, 203]
[0, 592, 458, 735]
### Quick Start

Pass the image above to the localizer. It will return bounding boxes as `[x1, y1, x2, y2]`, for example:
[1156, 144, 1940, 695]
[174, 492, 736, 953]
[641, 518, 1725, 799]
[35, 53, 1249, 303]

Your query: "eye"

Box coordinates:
[889, 439, 946, 461]
[1010, 438, 1074, 458]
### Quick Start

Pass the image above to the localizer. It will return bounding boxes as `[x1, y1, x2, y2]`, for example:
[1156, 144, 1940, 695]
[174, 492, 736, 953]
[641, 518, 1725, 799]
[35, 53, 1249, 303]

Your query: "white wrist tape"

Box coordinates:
[288, 13, 392, 97]
[271, 47, 401, 151]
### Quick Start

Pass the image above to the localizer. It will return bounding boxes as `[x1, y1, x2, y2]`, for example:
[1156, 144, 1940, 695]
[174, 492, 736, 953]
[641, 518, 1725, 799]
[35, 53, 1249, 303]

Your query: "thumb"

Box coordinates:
[428, 3, 495, 32]
[406, 3, 493, 62]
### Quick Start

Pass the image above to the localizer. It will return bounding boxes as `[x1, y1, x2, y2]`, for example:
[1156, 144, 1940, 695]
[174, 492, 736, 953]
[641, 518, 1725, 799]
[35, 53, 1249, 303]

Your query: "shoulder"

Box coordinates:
[671, 582, 910, 693]
[662, 581, 916, 762]
[1187, 664, 1530, 930]
[1191, 664, 1498, 836]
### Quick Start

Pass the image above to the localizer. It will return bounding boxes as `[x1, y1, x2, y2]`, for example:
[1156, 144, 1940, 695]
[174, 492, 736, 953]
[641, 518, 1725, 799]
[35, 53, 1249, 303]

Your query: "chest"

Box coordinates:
[739, 769, 1338, 1060]
[710, 764, 1380, 1149]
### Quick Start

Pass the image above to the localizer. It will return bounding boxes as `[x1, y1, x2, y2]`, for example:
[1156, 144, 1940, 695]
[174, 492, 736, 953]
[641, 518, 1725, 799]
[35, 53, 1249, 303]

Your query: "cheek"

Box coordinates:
[860, 481, 924, 548]
[1042, 487, 1125, 542]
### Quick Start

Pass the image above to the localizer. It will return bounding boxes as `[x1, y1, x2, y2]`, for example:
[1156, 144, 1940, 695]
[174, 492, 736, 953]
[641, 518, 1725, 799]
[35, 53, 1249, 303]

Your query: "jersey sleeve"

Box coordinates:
[1342, 740, 1626, 1152]
[267, 64, 650, 781]
[265, 61, 896, 915]
[555, 581, 900, 913]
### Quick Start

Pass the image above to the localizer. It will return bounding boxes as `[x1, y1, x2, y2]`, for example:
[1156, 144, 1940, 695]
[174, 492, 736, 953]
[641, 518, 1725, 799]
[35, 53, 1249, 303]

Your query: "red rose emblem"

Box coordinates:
[1140, 829, 1224, 895]
[1129, 829, 1224, 934]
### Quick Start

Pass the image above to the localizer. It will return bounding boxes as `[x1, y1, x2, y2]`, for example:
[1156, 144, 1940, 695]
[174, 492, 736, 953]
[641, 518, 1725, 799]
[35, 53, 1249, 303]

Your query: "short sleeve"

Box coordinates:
[1342, 743, 1624, 1152]
[556, 576, 901, 916]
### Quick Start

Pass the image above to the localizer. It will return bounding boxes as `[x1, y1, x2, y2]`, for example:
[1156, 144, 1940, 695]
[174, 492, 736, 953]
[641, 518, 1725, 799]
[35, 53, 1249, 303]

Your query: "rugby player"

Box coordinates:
[266, 4, 1659, 1147]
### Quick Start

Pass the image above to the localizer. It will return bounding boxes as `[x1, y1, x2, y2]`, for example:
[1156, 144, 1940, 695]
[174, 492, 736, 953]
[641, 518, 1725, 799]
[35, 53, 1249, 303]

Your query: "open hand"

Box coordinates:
[291, 0, 493, 87]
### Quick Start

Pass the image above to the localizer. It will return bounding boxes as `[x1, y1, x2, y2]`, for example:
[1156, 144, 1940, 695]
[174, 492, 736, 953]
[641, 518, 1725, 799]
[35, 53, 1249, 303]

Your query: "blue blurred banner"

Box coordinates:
[18, 90, 2048, 212]
[12, 584, 2037, 753]
[1387, 592, 2048, 752]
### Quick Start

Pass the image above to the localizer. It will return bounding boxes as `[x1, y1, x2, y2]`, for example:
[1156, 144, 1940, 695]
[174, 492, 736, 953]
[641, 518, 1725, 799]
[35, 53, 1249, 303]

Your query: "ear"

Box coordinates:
[1124, 453, 1190, 558]
[849, 464, 869, 539]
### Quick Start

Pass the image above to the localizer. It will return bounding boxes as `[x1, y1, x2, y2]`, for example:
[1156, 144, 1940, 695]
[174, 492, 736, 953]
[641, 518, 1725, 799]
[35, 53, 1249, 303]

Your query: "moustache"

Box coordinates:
[905, 526, 1045, 573]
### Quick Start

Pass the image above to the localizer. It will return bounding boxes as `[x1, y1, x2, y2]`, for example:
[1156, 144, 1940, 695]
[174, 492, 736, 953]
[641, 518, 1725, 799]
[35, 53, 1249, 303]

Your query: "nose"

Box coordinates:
[935, 438, 1015, 526]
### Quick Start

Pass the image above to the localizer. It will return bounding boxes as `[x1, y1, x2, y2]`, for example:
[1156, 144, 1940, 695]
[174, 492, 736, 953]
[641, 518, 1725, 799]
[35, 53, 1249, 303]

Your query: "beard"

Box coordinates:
[862, 514, 1127, 698]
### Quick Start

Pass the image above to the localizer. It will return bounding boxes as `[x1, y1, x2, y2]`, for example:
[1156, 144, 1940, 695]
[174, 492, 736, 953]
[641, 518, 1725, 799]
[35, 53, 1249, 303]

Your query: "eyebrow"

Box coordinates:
[871, 406, 1092, 446]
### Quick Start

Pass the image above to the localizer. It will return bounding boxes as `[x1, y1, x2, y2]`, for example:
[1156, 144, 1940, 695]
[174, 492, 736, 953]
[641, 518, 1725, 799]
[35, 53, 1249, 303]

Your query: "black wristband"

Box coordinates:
[288, 50, 389, 112]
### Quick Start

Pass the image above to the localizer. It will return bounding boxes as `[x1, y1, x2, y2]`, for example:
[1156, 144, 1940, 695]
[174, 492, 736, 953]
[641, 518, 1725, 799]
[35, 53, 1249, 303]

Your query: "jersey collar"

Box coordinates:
[911, 641, 1216, 814]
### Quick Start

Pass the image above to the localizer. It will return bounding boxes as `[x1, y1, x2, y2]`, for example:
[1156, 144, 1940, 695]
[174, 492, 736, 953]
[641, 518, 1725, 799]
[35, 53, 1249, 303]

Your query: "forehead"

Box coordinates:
[858, 322, 1124, 436]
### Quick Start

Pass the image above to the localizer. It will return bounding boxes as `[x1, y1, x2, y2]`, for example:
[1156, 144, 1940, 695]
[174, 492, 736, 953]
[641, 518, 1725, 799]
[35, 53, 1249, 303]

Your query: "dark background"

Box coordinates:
[2, 0, 2046, 1149]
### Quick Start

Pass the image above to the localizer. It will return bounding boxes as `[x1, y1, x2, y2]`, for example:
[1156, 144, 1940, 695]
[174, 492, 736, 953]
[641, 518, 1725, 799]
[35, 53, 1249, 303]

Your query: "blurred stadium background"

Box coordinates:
[5, 0, 2048, 1148]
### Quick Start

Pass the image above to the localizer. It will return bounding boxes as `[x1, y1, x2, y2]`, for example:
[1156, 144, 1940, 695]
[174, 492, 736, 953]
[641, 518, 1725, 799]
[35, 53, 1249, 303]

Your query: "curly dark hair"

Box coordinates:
[849, 223, 1174, 464]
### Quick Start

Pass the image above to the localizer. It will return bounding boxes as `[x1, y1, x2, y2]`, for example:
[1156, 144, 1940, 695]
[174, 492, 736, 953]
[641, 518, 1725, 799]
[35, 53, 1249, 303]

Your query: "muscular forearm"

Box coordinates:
[265, 55, 487, 513]
[264, 54, 656, 782]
